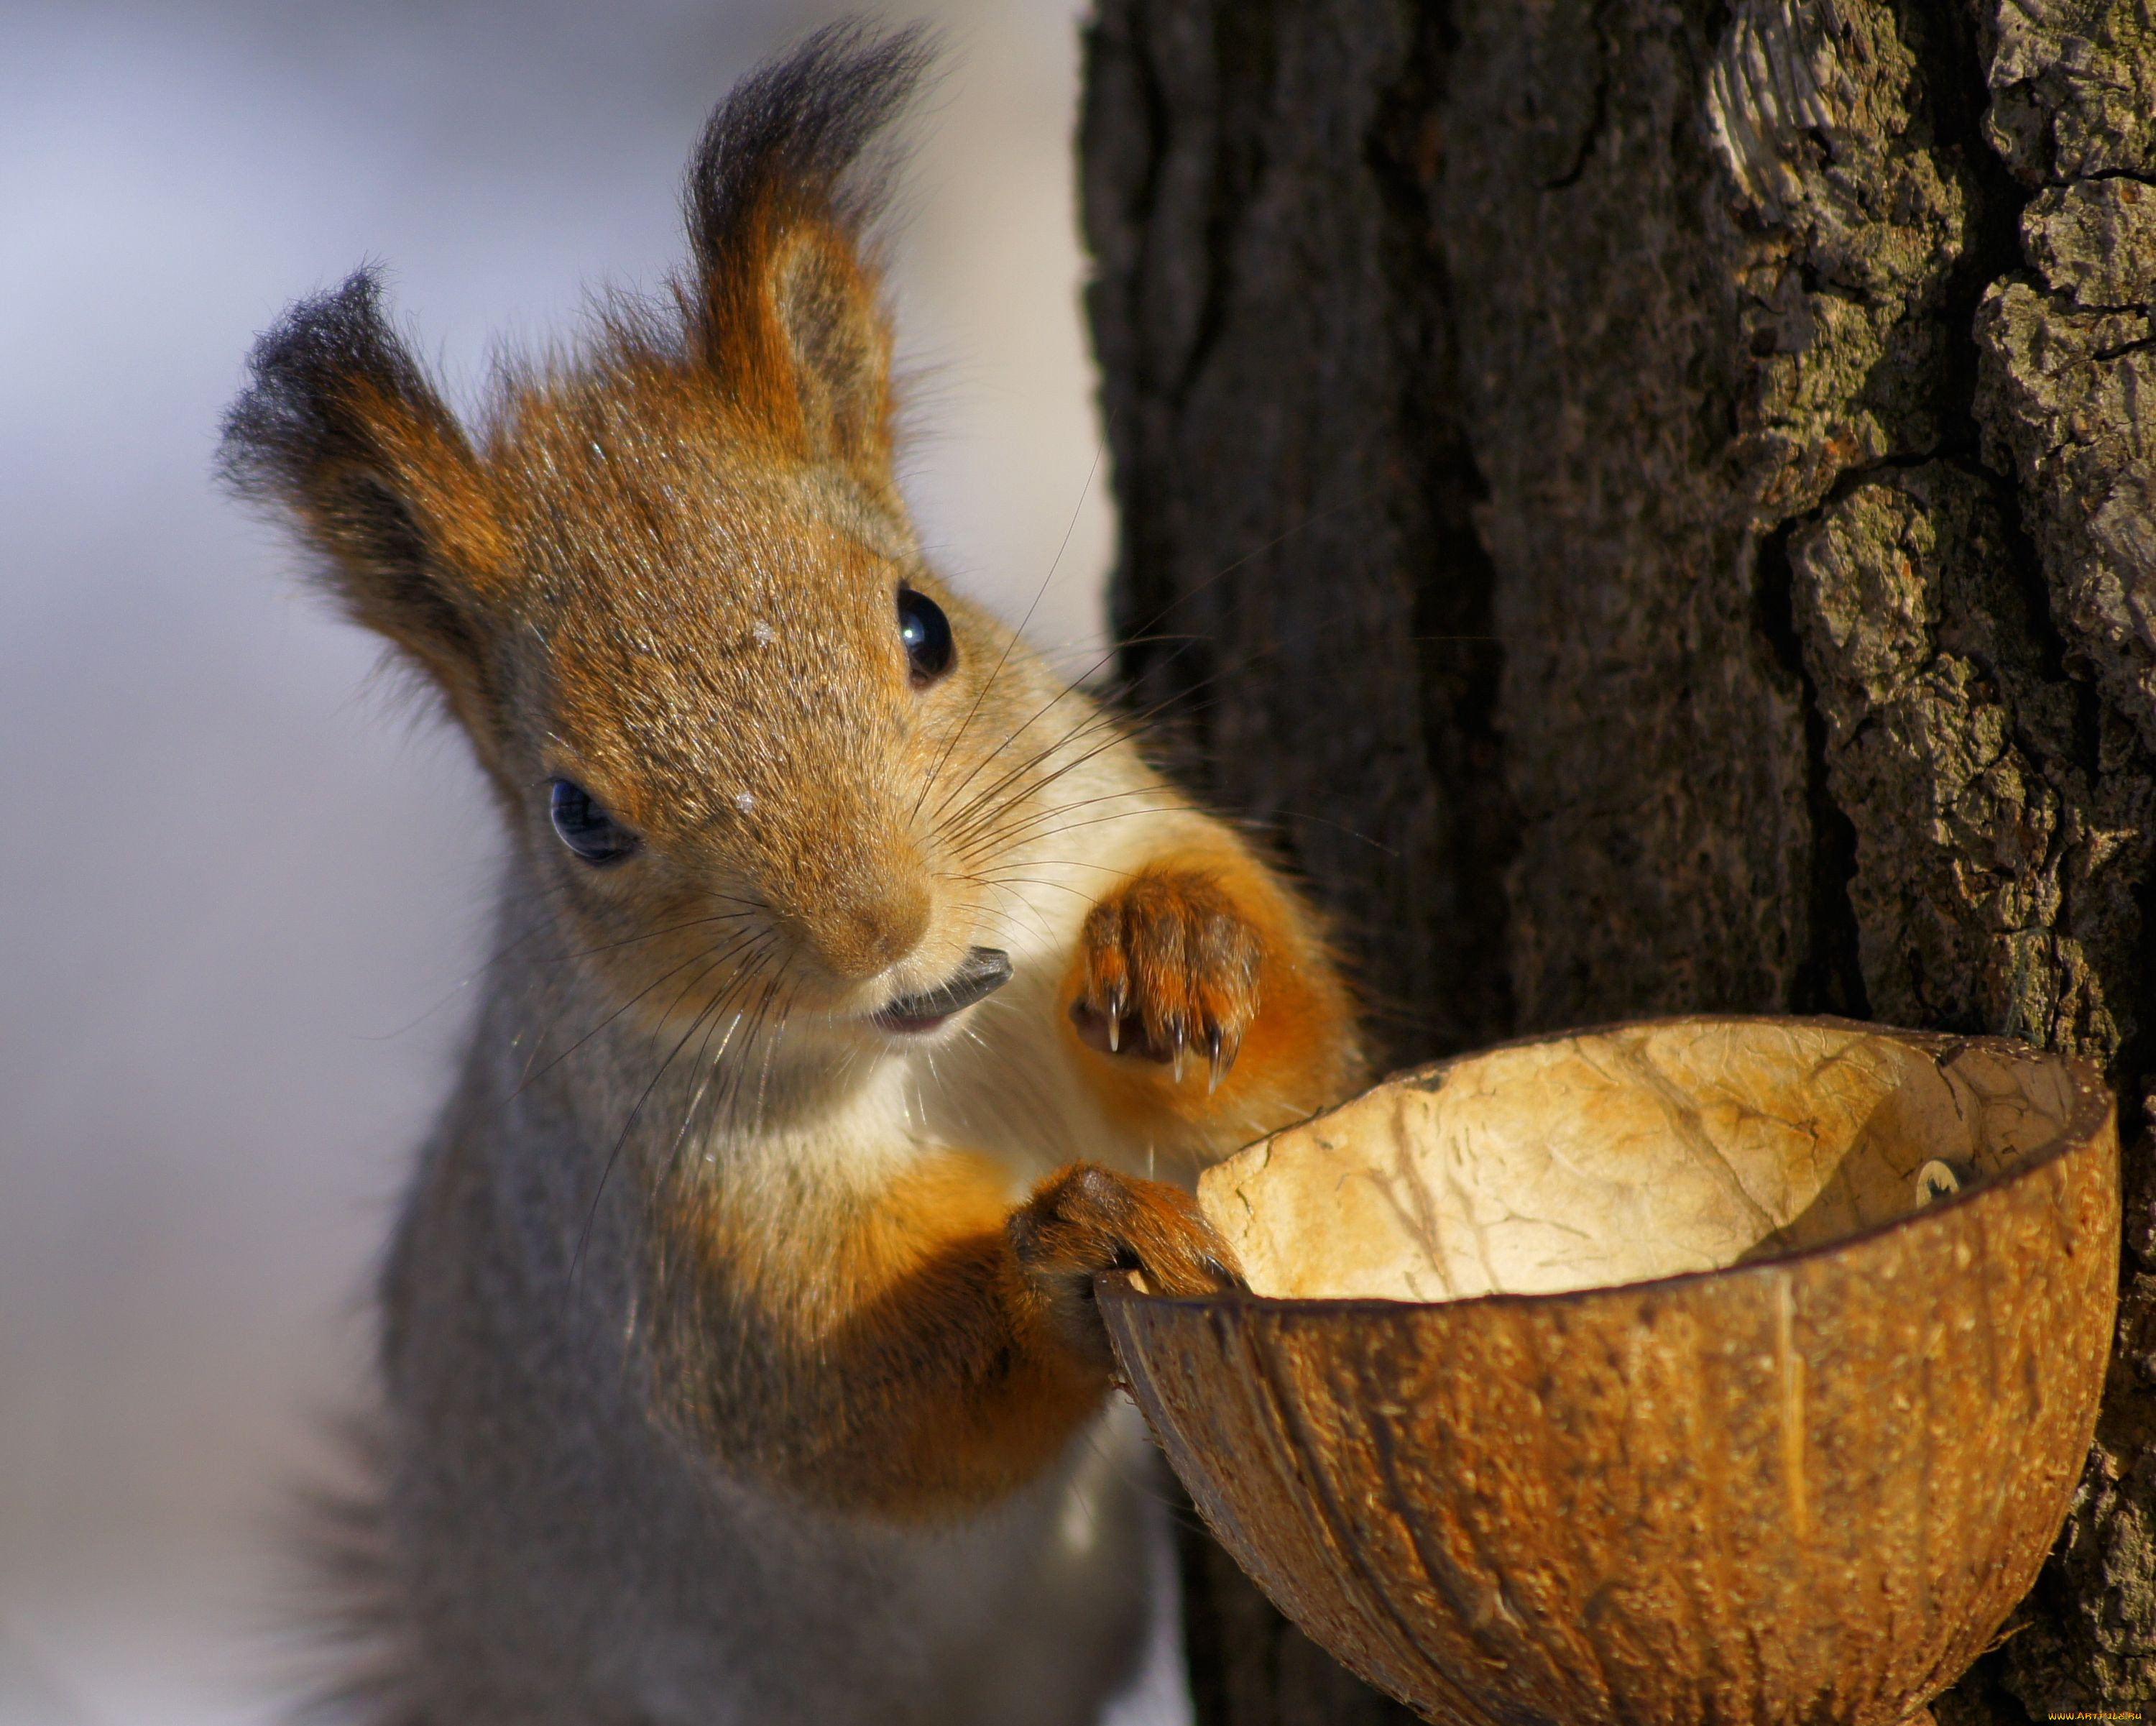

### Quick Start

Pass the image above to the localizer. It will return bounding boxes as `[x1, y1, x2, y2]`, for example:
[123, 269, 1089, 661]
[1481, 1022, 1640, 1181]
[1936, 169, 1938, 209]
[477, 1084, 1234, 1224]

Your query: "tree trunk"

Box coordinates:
[1079, 0, 2156, 1720]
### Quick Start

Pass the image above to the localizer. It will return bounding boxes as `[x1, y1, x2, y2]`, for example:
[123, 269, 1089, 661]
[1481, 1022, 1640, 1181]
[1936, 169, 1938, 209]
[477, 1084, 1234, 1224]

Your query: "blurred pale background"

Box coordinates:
[0, 2, 1112, 1718]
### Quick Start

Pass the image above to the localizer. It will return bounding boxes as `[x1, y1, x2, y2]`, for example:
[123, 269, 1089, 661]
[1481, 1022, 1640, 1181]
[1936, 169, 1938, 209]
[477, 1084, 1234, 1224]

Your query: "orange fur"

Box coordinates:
[1061, 842, 1363, 1149]
[682, 1153, 1235, 1518]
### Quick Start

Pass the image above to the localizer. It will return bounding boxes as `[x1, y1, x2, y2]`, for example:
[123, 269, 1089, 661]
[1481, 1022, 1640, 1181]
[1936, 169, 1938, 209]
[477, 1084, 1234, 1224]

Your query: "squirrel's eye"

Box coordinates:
[549, 779, 638, 866]
[898, 586, 954, 686]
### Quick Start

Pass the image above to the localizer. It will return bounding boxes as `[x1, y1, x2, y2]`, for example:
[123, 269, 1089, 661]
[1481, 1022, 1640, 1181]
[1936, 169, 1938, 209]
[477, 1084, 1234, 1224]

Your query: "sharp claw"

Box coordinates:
[1170, 1022, 1188, 1083]
[1106, 1012, 1121, 1055]
[1206, 1025, 1226, 1094]
[1105, 981, 1128, 1034]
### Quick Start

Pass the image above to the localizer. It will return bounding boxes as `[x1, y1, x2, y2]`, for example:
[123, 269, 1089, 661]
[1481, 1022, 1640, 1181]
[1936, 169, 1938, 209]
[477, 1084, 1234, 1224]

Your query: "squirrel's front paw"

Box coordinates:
[1008, 1163, 1243, 1366]
[1069, 869, 1261, 1089]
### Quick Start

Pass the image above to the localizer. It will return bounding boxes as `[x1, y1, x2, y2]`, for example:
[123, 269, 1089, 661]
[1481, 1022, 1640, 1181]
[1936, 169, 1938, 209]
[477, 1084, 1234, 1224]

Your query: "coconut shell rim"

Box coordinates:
[1110, 1014, 2116, 1322]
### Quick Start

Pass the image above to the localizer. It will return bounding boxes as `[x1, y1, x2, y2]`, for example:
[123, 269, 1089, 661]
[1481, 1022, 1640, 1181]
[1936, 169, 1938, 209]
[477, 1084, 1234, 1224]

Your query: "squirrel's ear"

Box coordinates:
[683, 24, 931, 485]
[219, 270, 510, 746]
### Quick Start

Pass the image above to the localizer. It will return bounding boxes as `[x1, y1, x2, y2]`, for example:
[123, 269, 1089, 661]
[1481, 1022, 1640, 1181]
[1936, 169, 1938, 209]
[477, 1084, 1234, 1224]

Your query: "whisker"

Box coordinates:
[961, 868, 1128, 898]
[943, 872, 1067, 941]
[922, 483, 1385, 829]
[947, 582, 1420, 848]
[933, 714, 1139, 857]
[511, 925, 765, 1100]
[651, 940, 783, 1194]
[745, 971, 798, 1137]
[567, 942, 754, 1289]
[965, 806, 1204, 857]
[947, 785, 1192, 867]
[929, 697, 1128, 830]
[653, 981, 741, 1190]
[933, 658, 1260, 848]
[936, 887, 1045, 945]
[941, 725, 1183, 860]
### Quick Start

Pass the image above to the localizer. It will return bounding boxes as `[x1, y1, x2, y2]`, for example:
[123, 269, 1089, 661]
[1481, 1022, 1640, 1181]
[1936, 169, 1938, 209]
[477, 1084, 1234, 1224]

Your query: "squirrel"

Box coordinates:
[221, 24, 1363, 1726]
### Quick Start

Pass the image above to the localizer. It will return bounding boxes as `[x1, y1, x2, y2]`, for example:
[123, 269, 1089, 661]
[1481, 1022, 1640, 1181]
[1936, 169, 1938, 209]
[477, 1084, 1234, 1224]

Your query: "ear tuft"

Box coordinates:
[220, 270, 509, 743]
[221, 270, 429, 502]
[683, 22, 934, 475]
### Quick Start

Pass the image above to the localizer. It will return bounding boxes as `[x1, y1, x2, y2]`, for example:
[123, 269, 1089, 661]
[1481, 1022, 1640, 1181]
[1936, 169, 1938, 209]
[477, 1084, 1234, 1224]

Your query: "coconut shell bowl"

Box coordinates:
[1100, 1016, 2119, 1726]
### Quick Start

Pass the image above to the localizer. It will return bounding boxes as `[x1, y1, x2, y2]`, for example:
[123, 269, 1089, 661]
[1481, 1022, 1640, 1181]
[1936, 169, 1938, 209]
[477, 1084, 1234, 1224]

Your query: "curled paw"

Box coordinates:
[1068, 869, 1262, 1090]
[1008, 1162, 1243, 1364]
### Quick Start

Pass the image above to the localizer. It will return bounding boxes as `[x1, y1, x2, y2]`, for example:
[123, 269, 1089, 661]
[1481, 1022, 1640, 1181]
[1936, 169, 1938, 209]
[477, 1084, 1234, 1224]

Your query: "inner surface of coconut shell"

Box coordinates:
[1202, 1019, 2083, 1303]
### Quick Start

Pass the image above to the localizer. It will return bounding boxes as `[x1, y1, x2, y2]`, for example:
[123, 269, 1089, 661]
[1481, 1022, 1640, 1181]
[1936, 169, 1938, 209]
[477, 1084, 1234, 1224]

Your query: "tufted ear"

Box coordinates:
[683, 22, 930, 485]
[219, 270, 511, 753]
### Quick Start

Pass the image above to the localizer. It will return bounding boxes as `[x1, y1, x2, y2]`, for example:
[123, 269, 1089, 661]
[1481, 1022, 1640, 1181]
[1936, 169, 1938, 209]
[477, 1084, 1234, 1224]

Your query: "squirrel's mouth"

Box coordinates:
[872, 946, 1013, 1034]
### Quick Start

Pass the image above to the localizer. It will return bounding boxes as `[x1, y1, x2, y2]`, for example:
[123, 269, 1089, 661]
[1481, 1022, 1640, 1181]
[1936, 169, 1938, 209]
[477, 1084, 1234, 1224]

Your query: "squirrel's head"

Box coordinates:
[221, 27, 1065, 1052]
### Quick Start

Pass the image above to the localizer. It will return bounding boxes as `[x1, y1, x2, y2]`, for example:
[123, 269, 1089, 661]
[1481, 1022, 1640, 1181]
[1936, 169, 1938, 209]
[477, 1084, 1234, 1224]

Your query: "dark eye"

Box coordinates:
[898, 586, 954, 685]
[549, 779, 637, 866]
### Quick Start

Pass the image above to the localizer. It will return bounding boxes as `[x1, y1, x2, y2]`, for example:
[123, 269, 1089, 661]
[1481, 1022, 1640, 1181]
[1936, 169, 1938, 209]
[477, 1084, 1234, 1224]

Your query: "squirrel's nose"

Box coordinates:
[793, 877, 931, 982]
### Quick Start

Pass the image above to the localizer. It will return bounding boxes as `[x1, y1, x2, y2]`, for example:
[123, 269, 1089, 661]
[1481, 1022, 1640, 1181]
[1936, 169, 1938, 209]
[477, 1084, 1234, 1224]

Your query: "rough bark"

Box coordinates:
[1079, 0, 2156, 1719]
